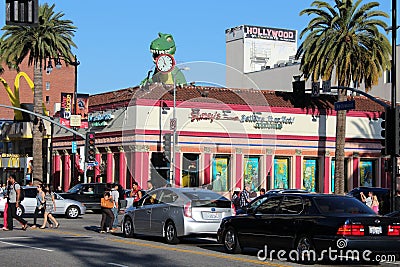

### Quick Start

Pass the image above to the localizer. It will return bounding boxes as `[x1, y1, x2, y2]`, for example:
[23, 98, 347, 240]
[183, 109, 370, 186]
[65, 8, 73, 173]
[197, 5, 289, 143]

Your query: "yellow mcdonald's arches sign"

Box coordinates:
[0, 72, 47, 120]
[7, 155, 20, 168]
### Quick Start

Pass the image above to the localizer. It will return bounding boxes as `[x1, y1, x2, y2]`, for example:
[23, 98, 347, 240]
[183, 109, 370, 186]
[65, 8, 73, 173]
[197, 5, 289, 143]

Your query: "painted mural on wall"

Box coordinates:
[274, 158, 289, 189]
[212, 157, 228, 192]
[244, 157, 259, 191]
[303, 159, 317, 192]
[360, 160, 374, 187]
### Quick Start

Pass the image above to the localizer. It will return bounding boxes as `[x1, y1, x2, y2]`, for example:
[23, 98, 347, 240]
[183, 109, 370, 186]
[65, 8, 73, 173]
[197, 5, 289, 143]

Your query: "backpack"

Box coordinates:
[13, 183, 25, 202]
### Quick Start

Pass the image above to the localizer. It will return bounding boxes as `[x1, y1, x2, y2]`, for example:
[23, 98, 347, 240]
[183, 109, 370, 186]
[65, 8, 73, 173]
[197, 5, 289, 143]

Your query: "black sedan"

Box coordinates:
[217, 193, 400, 261]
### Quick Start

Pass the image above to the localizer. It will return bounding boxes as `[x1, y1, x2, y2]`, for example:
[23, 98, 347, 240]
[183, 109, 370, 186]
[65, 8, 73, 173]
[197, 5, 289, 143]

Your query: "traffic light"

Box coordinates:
[85, 131, 96, 162]
[163, 133, 172, 161]
[292, 80, 305, 96]
[381, 107, 396, 156]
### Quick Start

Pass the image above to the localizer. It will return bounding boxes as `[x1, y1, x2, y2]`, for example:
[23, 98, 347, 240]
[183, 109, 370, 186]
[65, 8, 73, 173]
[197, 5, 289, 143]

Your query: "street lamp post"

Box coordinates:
[47, 55, 80, 187]
[390, 0, 397, 212]
[171, 67, 189, 186]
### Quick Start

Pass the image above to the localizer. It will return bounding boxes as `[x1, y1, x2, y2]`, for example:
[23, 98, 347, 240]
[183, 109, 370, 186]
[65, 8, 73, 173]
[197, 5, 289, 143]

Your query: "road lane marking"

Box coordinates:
[0, 240, 54, 252]
[107, 238, 289, 267]
[108, 263, 128, 267]
[0, 237, 31, 240]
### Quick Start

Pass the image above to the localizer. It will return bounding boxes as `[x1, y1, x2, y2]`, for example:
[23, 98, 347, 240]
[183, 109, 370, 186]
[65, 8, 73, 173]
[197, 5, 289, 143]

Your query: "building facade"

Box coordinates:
[51, 85, 389, 196]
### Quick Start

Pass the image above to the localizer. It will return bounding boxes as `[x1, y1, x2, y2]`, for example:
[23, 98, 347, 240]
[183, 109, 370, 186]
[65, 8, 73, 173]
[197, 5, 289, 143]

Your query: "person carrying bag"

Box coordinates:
[100, 192, 114, 233]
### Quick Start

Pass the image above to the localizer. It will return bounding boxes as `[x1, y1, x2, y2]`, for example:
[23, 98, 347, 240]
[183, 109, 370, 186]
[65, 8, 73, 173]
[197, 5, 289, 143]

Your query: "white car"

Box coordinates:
[0, 186, 86, 219]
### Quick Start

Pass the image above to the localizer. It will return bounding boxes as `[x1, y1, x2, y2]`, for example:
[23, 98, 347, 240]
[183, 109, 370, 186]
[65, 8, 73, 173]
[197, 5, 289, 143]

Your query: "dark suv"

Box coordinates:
[347, 187, 390, 215]
[59, 183, 106, 210]
[60, 183, 126, 211]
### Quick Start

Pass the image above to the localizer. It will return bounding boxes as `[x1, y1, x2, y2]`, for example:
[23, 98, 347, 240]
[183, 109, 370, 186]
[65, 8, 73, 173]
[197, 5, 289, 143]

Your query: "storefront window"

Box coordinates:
[273, 157, 290, 189]
[244, 157, 260, 191]
[212, 156, 230, 191]
[303, 158, 318, 192]
[360, 160, 375, 187]
[182, 154, 199, 187]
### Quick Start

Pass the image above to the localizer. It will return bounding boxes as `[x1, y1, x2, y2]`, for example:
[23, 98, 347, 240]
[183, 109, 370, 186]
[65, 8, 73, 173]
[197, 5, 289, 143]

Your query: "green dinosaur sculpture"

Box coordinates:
[140, 33, 187, 86]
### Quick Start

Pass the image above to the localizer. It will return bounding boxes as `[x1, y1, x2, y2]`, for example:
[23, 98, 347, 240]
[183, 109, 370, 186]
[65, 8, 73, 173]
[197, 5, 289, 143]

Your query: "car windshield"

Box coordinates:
[67, 184, 82, 193]
[314, 196, 376, 215]
[183, 191, 230, 208]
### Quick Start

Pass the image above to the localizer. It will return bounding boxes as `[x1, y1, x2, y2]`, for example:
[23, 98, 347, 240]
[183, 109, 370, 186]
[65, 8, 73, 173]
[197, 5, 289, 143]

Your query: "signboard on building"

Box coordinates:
[60, 92, 73, 126]
[225, 25, 297, 73]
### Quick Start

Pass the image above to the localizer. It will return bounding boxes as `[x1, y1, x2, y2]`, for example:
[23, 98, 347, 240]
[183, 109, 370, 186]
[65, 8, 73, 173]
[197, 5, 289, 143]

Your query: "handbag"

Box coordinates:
[101, 198, 114, 209]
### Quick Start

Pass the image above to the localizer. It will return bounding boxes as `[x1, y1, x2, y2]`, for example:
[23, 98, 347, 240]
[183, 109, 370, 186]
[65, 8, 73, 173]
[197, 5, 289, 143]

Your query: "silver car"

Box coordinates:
[122, 188, 233, 244]
[0, 186, 86, 219]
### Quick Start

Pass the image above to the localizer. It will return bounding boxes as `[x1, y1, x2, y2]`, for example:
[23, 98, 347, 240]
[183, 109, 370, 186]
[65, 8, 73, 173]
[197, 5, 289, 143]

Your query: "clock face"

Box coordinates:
[155, 54, 175, 73]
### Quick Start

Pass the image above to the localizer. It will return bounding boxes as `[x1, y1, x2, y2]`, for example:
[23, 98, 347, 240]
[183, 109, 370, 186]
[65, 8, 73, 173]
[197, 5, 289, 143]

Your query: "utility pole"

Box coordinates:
[390, 0, 397, 212]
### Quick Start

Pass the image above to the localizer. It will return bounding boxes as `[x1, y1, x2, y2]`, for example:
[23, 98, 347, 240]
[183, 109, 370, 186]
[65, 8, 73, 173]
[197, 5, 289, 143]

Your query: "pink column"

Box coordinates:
[119, 148, 126, 189]
[129, 151, 135, 187]
[174, 151, 181, 187]
[235, 154, 243, 189]
[353, 157, 359, 189]
[54, 152, 61, 188]
[133, 151, 150, 188]
[106, 149, 113, 183]
[203, 153, 211, 186]
[63, 153, 71, 192]
[94, 152, 101, 182]
[265, 155, 273, 189]
[295, 156, 302, 189]
[324, 157, 330, 193]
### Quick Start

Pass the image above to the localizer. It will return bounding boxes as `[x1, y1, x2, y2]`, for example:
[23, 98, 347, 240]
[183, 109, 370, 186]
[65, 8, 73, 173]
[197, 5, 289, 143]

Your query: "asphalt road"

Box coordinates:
[0, 212, 397, 267]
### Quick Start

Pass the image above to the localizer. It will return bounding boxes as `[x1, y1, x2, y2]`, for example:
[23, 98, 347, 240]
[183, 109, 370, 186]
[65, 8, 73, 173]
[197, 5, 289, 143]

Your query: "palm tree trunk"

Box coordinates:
[334, 88, 347, 195]
[32, 62, 43, 184]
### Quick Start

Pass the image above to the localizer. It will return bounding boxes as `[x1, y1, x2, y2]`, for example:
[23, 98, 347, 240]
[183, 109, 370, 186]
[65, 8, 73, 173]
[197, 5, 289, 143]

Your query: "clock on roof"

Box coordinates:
[155, 54, 175, 73]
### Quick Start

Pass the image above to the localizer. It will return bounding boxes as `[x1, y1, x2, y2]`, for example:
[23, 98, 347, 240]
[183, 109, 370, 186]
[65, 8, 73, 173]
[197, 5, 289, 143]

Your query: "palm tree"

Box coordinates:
[1, 3, 77, 184]
[296, 0, 391, 194]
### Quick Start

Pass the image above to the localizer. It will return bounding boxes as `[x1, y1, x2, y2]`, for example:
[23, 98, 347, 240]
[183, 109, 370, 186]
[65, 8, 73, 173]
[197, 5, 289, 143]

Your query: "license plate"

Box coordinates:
[369, 226, 382, 235]
[203, 212, 221, 220]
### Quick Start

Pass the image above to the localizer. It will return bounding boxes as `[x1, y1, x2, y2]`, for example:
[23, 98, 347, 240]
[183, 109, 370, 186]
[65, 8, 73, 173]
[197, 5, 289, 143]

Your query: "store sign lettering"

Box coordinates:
[189, 109, 294, 130]
[190, 109, 239, 122]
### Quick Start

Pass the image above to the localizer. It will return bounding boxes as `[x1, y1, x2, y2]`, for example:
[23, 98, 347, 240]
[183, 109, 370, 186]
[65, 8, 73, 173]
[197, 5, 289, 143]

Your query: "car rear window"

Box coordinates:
[314, 196, 375, 215]
[183, 191, 230, 208]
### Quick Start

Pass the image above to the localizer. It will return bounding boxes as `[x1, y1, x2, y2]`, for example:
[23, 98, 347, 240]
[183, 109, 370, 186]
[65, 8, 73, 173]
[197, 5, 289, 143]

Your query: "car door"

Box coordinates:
[54, 193, 66, 214]
[149, 189, 173, 235]
[271, 195, 304, 249]
[133, 194, 153, 234]
[75, 184, 96, 209]
[22, 188, 37, 214]
[238, 196, 282, 248]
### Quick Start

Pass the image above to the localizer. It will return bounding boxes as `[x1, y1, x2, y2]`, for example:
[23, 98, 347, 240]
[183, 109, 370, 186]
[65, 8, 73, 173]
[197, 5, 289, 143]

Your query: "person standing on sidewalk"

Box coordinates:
[5, 175, 28, 231]
[110, 183, 119, 232]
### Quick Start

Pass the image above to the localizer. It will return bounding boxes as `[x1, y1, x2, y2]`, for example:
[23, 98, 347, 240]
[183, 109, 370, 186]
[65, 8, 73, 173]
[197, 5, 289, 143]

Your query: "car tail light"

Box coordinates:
[231, 202, 236, 216]
[337, 224, 364, 236]
[388, 225, 400, 236]
[184, 202, 192, 218]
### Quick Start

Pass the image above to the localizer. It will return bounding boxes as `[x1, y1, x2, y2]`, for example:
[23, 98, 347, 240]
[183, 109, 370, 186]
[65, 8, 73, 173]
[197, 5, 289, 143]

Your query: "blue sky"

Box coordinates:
[0, 0, 395, 95]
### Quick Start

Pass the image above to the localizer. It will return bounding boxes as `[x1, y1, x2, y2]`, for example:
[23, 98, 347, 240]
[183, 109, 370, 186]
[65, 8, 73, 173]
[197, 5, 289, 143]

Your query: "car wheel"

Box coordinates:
[296, 235, 316, 263]
[16, 205, 25, 217]
[123, 217, 134, 238]
[66, 205, 80, 219]
[223, 227, 242, 254]
[165, 221, 179, 244]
